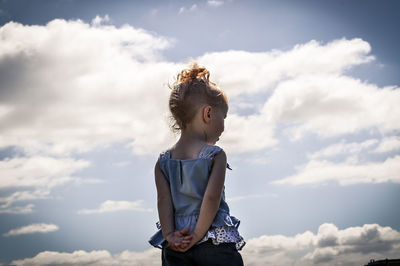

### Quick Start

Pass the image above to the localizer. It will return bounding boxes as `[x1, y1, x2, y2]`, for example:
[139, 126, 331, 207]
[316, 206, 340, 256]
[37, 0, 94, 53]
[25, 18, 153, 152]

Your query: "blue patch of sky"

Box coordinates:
[0, 142, 159, 262]
[57, 143, 158, 242]
[0, 146, 24, 160]
[227, 124, 400, 235]
[229, 90, 272, 116]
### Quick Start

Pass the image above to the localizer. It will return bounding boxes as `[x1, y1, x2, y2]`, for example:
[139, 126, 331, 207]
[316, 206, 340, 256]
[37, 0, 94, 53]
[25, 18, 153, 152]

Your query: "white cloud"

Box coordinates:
[198, 38, 374, 97]
[178, 4, 198, 14]
[242, 223, 400, 266]
[0, 18, 398, 157]
[197, 38, 399, 152]
[0, 203, 34, 214]
[149, 9, 158, 16]
[0, 189, 49, 208]
[0, 18, 178, 157]
[308, 139, 378, 159]
[0, 17, 181, 218]
[273, 155, 400, 186]
[0, 189, 49, 214]
[0, 156, 89, 189]
[112, 161, 132, 167]
[373, 136, 400, 153]
[3, 223, 59, 237]
[220, 113, 278, 153]
[227, 193, 277, 202]
[308, 136, 400, 161]
[263, 75, 400, 139]
[12, 249, 161, 266]
[207, 0, 224, 7]
[11, 223, 400, 266]
[0, 156, 89, 213]
[91, 14, 110, 26]
[78, 200, 153, 214]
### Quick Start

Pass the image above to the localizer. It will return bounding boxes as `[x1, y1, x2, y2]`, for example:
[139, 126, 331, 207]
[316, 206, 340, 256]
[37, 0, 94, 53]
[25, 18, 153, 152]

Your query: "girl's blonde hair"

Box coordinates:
[168, 62, 228, 132]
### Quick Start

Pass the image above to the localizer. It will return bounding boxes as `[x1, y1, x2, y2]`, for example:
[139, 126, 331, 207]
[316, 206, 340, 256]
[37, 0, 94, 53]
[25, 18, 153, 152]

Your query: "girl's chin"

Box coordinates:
[207, 137, 220, 145]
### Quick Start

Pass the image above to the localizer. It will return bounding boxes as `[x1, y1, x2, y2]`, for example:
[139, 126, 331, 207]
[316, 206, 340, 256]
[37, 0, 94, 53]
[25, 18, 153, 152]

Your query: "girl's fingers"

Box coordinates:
[180, 228, 190, 234]
[172, 243, 188, 253]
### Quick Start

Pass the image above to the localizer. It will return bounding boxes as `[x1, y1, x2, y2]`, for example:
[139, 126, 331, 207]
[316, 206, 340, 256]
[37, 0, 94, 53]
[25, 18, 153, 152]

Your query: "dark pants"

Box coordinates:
[162, 239, 244, 266]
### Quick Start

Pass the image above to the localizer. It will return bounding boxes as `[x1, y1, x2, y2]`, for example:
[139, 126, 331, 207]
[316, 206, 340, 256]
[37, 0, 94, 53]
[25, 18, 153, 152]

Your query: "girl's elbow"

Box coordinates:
[204, 194, 221, 203]
[157, 195, 170, 203]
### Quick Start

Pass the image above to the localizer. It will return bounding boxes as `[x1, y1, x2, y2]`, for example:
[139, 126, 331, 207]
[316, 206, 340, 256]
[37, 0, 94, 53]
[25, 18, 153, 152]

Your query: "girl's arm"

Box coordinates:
[192, 150, 227, 243]
[154, 160, 192, 250]
[154, 160, 175, 239]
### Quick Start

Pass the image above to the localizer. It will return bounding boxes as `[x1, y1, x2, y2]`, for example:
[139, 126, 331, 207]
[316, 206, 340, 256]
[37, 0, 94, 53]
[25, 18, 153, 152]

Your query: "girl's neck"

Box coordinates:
[171, 127, 208, 160]
[177, 129, 206, 148]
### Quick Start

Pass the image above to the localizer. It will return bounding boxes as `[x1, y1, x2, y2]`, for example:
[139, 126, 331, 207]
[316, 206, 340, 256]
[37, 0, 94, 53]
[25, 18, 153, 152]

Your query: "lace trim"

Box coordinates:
[196, 226, 246, 251]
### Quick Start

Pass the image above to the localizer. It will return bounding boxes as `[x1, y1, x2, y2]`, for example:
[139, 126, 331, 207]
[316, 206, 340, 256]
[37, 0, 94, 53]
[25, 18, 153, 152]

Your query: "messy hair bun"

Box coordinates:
[173, 63, 215, 86]
[168, 62, 228, 132]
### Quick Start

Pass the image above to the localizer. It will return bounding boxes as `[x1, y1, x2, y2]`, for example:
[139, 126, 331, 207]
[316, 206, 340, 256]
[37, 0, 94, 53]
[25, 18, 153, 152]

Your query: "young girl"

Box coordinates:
[149, 63, 245, 266]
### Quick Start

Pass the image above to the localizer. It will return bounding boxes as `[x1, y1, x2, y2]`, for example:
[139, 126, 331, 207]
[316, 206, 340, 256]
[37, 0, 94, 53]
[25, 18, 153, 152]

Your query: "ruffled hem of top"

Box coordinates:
[197, 225, 246, 251]
[148, 211, 244, 250]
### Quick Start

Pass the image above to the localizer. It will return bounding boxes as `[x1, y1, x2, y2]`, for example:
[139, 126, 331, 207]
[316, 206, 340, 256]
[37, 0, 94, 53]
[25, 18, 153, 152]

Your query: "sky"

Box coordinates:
[0, 0, 399, 265]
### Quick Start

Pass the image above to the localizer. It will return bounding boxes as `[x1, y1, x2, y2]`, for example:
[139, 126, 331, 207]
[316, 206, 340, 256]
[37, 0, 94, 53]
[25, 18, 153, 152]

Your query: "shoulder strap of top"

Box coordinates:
[159, 149, 170, 161]
[158, 150, 171, 182]
[199, 145, 222, 159]
[199, 145, 232, 170]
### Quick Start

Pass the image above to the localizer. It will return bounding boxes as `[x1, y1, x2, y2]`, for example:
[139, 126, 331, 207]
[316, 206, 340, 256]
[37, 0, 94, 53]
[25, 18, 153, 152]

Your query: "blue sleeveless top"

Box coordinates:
[148, 144, 245, 250]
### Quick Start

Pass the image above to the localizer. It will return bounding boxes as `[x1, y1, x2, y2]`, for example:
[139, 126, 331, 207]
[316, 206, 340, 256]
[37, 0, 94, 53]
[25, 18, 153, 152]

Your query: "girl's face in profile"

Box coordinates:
[209, 107, 226, 144]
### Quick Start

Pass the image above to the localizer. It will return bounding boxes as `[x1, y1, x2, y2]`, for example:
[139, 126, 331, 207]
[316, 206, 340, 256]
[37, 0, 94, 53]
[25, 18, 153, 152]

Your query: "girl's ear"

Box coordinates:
[203, 105, 212, 123]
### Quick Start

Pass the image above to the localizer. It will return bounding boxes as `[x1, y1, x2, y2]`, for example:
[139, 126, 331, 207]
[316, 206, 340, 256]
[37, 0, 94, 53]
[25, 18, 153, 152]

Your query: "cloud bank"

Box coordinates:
[207, 0, 225, 7]
[0, 18, 177, 156]
[11, 223, 400, 266]
[273, 155, 400, 186]
[3, 223, 59, 237]
[242, 223, 400, 266]
[1, 18, 398, 158]
[78, 200, 153, 214]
